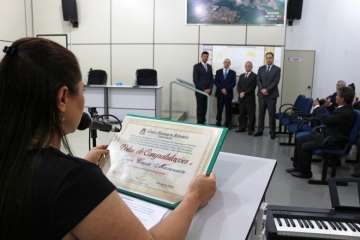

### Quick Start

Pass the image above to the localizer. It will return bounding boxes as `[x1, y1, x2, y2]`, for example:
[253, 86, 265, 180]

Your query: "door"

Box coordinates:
[281, 50, 315, 105]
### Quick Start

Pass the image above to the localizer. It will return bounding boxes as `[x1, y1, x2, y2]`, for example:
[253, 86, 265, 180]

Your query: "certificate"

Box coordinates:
[100, 115, 227, 208]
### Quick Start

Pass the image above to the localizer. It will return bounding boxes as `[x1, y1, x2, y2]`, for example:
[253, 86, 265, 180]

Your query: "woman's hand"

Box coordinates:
[84, 145, 109, 164]
[185, 172, 217, 207]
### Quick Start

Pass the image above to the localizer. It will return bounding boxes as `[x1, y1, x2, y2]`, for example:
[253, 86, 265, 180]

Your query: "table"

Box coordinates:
[84, 85, 163, 120]
[168, 152, 276, 240]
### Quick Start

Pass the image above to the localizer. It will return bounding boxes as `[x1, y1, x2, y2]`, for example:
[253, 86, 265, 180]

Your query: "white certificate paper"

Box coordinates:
[119, 193, 168, 230]
[101, 115, 227, 208]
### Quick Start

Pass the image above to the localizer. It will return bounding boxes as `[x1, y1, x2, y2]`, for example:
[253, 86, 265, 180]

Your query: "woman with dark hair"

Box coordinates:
[0, 38, 216, 239]
[348, 83, 359, 107]
[348, 83, 359, 103]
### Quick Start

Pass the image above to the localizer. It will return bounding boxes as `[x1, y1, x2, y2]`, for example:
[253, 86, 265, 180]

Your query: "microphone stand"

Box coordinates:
[88, 107, 98, 148]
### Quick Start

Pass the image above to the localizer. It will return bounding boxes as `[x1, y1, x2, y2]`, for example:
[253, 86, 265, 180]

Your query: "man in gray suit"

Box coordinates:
[193, 51, 214, 124]
[254, 52, 281, 139]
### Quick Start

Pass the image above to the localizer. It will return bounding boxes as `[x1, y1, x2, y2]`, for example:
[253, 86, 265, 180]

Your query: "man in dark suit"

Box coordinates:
[236, 61, 257, 135]
[193, 51, 213, 124]
[254, 52, 281, 139]
[214, 58, 236, 128]
[351, 96, 360, 178]
[286, 86, 355, 178]
[351, 139, 360, 177]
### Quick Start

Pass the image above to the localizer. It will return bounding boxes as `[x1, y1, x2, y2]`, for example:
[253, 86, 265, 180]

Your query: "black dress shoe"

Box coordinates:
[253, 131, 263, 137]
[235, 129, 246, 133]
[270, 133, 276, 139]
[286, 167, 297, 173]
[248, 131, 254, 135]
[291, 171, 313, 178]
[351, 172, 360, 178]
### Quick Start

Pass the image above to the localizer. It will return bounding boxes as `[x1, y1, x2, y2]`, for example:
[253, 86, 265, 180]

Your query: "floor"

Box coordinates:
[221, 127, 360, 209]
[67, 122, 360, 211]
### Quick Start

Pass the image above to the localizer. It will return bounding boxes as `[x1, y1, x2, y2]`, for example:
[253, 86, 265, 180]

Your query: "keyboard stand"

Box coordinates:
[328, 178, 360, 212]
[250, 202, 268, 240]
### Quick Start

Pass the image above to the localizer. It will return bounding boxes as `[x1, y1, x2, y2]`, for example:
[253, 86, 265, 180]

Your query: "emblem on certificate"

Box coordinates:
[100, 115, 227, 209]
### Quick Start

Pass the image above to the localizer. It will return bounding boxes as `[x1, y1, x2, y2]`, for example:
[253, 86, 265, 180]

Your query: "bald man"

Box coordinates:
[319, 80, 347, 113]
[214, 58, 236, 128]
[236, 61, 257, 135]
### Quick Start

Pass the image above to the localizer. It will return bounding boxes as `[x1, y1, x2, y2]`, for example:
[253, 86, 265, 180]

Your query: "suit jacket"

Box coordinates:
[330, 92, 337, 105]
[193, 62, 214, 95]
[256, 65, 281, 98]
[354, 101, 360, 110]
[326, 92, 338, 113]
[237, 72, 257, 103]
[313, 104, 354, 148]
[214, 69, 236, 99]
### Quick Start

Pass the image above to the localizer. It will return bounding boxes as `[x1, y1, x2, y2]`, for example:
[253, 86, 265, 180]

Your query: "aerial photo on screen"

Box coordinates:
[187, 0, 285, 25]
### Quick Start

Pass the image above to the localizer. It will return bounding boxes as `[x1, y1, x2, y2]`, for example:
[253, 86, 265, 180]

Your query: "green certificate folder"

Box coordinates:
[100, 114, 227, 209]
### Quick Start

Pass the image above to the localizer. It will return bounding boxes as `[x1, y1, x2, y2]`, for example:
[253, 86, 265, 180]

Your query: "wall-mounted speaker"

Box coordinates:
[287, 0, 303, 26]
[61, 0, 78, 28]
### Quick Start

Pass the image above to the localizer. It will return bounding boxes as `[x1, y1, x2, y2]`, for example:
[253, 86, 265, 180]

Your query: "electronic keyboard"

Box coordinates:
[266, 205, 360, 240]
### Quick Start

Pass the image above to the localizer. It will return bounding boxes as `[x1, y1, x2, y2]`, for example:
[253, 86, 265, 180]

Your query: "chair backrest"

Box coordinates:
[136, 69, 157, 86]
[299, 97, 313, 114]
[349, 110, 360, 145]
[294, 94, 306, 109]
[87, 69, 107, 85]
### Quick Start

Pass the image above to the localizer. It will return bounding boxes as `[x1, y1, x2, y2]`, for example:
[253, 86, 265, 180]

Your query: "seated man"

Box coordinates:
[355, 101, 360, 110]
[351, 139, 360, 177]
[350, 84, 360, 177]
[320, 80, 346, 113]
[286, 86, 355, 178]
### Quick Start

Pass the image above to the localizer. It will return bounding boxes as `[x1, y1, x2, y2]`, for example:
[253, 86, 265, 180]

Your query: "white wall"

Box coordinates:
[1, 0, 286, 121]
[285, 0, 360, 98]
[0, 0, 28, 50]
[5, 0, 360, 120]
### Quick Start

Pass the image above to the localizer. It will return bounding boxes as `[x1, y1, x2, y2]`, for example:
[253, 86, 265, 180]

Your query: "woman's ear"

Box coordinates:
[57, 86, 69, 113]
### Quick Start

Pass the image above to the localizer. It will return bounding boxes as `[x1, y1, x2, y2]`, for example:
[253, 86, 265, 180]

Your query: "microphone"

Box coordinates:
[77, 112, 120, 132]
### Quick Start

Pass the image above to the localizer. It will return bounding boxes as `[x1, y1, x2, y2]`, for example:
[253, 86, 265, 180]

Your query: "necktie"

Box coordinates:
[267, 66, 270, 72]
[224, 70, 228, 79]
[204, 64, 207, 72]
[245, 73, 248, 78]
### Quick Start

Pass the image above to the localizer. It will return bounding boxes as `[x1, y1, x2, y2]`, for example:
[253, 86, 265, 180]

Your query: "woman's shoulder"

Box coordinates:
[26, 148, 116, 238]
[28, 147, 104, 183]
[38, 147, 92, 167]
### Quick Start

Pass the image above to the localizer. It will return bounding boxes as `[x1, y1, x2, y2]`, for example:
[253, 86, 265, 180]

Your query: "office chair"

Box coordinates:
[136, 69, 157, 86]
[309, 110, 360, 185]
[284, 105, 328, 146]
[276, 94, 306, 134]
[87, 68, 107, 85]
[278, 97, 313, 146]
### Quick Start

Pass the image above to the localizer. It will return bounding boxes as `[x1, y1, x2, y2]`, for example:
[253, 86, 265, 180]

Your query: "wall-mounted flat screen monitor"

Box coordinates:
[186, 0, 286, 25]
